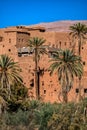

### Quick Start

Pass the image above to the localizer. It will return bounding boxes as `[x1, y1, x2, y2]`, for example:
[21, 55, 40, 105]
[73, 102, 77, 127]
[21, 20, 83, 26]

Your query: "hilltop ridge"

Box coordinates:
[29, 20, 87, 32]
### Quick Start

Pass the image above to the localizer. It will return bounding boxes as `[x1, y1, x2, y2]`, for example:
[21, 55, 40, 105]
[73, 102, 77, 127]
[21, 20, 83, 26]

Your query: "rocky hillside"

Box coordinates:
[29, 20, 87, 32]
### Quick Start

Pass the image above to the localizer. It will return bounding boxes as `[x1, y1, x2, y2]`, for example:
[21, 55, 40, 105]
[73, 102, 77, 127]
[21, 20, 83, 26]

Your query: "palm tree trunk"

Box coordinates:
[62, 85, 68, 103]
[78, 36, 82, 101]
[72, 37, 76, 54]
[8, 84, 11, 100]
[7, 79, 11, 100]
[78, 36, 81, 56]
[62, 90, 68, 103]
[37, 70, 40, 99]
[1, 77, 3, 89]
[0, 104, 2, 115]
[78, 77, 81, 101]
[35, 48, 39, 100]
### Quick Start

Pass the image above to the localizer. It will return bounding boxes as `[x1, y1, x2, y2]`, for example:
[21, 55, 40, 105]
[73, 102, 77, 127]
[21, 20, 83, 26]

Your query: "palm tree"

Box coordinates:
[0, 54, 23, 100]
[49, 49, 83, 103]
[69, 22, 87, 55]
[28, 37, 46, 100]
[69, 23, 87, 100]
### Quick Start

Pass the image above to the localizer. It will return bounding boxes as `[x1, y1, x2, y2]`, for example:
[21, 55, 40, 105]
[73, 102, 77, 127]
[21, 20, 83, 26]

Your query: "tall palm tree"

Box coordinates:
[69, 23, 87, 100]
[69, 22, 87, 55]
[49, 49, 83, 103]
[0, 54, 23, 100]
[28, 37, 46, 100]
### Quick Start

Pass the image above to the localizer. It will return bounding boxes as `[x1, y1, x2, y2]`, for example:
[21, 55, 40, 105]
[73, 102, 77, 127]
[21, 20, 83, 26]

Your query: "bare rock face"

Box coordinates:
[29, 20, 87, 32]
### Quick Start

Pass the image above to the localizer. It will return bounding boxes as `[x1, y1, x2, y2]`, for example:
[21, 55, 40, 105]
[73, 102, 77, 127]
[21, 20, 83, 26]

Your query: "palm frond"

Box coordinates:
[49, 49, 83, 94]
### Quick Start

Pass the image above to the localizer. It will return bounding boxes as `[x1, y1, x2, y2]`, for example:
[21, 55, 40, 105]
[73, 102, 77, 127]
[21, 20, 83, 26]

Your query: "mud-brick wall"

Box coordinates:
[18, 56, 36, 98]
[0, 31, 18, 62]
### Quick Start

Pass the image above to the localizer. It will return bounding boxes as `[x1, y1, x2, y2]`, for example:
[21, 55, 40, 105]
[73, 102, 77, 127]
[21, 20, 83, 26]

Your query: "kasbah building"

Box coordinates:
[0, 21, 87, 103]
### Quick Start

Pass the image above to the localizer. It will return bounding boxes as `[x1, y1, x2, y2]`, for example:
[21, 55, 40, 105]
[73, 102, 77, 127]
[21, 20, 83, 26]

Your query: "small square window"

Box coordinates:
[83, 61, 86, 65]
[18, 53, 22, 57]
[30, 79, 34, 87]
[76, 88, 79, 93]
[59, 41, 61, 48]
[84, 89, 87, 93]
[42, 81, 44, 86]
[44, 90, 46, 94]
[8, 49, 11, 52]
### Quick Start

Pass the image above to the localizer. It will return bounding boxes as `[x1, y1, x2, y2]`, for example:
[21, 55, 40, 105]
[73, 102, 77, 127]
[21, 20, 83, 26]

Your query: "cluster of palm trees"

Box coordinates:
[28, 22, 87, 103]
[0, 22, 87, 103]
[70, 23, 87, 101]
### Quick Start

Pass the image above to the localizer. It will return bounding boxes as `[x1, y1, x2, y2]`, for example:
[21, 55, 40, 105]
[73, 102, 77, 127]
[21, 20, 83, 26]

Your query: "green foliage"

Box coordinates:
[47, 101, 87, 130]
[0, 109, 35, 130]
[0, 82, 29, 112]
[5, 109, 30, 126]
[0, 101, 87, 130]
[7, 83, 28, 112]
[34, 103, 55, 130]
[28, 100, 40, 110]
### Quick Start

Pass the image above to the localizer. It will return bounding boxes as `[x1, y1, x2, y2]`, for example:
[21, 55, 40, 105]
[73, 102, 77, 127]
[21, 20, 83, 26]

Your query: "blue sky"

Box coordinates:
[0, 0, 87, 28]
